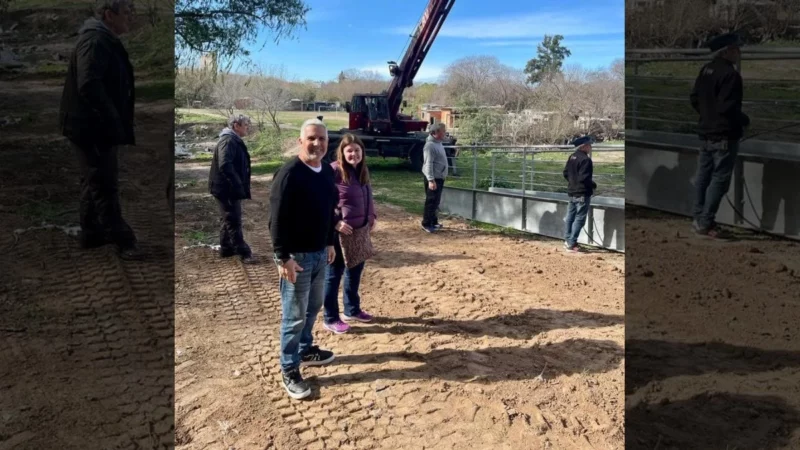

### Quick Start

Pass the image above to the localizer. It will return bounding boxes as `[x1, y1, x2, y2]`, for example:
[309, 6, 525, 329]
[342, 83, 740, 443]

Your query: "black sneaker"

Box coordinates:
[282, 368, 311, 400]
[117, 243, 146, 261]
[301, 345, 335, 366]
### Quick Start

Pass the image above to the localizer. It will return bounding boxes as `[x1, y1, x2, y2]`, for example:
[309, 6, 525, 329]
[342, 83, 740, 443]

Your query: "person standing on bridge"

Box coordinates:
[270, 118, 339, 400]
[322, 134, 378, 335]
[562, 136, 597, 253]
[689, 32, 749, 240]
[59, 0, 142, 260]
[421, 121, 449, 233]
[208, 114, 254, 263]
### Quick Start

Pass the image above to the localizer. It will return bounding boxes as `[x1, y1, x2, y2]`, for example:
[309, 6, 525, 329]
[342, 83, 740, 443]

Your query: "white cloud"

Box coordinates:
[478, 38, 625, 52]
[388, 9, 623, 39]
[359, 64, 444, 81]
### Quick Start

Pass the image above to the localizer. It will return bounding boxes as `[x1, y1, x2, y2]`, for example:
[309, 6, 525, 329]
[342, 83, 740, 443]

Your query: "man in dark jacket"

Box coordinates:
[562, 136, 597, 253]
[270, 118, 338, 400]
[59, 0, 140, 259]
[209, 114, 253, 262]
[689, 32, 749, 239]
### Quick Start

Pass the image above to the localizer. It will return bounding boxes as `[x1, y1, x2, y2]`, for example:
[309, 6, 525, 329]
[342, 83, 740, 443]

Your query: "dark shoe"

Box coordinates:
[117, 243, 146, 261]
[79, 231, 110, 249]
[433, 223, 443, 230]
[282, 369, 311, 400]
[240, 254, 258, 265]
[301, 345, 335, 367]
[421, 225, 435, 233]
[219, 247, 236, 258]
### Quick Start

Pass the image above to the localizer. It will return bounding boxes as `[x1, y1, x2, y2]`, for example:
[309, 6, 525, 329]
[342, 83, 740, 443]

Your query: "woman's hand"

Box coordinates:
[336, 220, 354, 235]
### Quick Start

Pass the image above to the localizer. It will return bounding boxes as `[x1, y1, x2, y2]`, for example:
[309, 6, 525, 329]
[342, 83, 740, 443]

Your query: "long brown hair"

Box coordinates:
[336, 133, 370, 185]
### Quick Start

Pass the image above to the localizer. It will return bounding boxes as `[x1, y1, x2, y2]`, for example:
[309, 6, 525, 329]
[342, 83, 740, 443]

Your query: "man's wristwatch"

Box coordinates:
[274, 254, 291, 266]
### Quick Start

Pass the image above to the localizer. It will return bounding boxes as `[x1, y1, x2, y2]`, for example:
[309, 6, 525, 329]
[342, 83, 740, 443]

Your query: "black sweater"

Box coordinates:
[563, 150, 596, 197]
[689, 56, 750, 141]
[269, 157, 338, 260]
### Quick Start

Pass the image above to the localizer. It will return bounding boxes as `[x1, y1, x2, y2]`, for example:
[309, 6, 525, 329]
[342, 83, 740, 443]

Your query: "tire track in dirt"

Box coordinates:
[0, 97, 174, 449]
[174, 173, 625, 450]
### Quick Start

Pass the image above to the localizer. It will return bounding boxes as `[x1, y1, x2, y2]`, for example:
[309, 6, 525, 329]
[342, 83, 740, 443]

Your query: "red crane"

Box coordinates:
[323, 0, 457, 171]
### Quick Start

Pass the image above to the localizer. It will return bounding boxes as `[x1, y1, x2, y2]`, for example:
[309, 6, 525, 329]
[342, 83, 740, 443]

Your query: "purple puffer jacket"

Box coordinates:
[331, 161, 377, 229]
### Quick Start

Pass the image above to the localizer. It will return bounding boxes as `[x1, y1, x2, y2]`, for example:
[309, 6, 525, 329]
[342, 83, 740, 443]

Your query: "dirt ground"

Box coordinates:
[174, 163, 625, 450]
[0, 7, 173, 450]
[625, 208, 800, 449]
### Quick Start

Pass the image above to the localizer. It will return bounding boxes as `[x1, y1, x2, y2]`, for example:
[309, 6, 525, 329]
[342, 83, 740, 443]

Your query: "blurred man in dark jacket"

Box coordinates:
[562, 136, 597, 253]
[209, 114, 254, 263]
[689, 32, 749, 240]
[59, 0, 140, 259]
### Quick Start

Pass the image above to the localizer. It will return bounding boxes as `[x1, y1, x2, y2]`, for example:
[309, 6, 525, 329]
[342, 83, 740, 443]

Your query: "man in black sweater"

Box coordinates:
[59, 0, 141, 259]
[270, 118, 338, 400]
[562, 136, 597, 253]
[689, 32, 749, 239]
[208, 114, 253, 262]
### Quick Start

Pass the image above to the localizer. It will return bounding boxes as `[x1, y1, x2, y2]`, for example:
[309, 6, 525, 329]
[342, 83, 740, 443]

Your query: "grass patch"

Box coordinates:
[8, 0, 87, 10]
[627, 47, 800, 139]
[251, 160, 287, 176]
[138, 79, 174, 101]
[182, 229, 214, 245]
[176, 108, 349, 130]
[19, 201, 73, 224]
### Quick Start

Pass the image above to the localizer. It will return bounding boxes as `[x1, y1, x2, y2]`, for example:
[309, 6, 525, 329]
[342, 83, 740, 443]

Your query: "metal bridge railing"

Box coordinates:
[625, 47, 800, 141]
[443, 145, 625, 198]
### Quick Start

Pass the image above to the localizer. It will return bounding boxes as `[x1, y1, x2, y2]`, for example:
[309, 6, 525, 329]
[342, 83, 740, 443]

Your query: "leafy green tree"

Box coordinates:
[524, 34, 571, 85]
[175, 0, 310, 69]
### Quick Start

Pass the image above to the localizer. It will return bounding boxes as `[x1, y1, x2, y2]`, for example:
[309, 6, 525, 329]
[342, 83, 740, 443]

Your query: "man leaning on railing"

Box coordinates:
[688, 32, 750, 240]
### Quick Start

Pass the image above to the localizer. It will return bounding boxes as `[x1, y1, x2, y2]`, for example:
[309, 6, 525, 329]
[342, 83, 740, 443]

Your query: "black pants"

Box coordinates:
[216, 197, 251, 257]
[72, 140, 136, 247]
[422, 177, 444, 227]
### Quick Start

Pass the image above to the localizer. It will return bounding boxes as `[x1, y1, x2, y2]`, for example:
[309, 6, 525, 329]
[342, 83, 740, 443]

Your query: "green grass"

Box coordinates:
[627, 47, 800, 138]
[20, 200, 73, 224]
[249, 151, 624, 218]
[138, 79, 174, 101]
[8, 0, 88, 10]
[182, 230, 214, 245]
[176, 108, 349, 130]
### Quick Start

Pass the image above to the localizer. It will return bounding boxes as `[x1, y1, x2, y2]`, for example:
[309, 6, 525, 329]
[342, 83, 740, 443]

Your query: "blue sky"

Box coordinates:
[247, 0, 624, 82]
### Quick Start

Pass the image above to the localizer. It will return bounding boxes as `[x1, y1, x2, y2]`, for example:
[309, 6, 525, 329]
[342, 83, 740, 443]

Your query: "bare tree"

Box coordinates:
[249, 65, 293, 133]
[211, 73, 251, 117]
[176, 66, 215, 107]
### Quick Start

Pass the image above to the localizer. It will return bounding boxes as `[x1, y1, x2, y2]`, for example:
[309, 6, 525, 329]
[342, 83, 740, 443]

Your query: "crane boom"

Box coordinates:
[386, 0, 456, 122]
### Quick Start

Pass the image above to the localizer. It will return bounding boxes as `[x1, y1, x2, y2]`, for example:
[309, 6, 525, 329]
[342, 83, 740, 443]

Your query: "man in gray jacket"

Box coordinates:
[421, 122, 449, 233]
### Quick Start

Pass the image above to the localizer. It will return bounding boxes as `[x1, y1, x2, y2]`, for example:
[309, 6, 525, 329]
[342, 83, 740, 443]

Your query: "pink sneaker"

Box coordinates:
[342, 311, 373, 323]
[323, 320, 350, 334]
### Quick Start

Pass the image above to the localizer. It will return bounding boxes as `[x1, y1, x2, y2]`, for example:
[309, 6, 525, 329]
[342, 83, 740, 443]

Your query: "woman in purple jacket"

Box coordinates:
[323, 134, 377, 334]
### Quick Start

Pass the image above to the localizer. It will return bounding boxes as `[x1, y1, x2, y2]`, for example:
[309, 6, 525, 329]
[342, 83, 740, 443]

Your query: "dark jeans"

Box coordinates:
[216, 197, 251, 257]
[323, 236, 365, 323]
[693, 140, 738, 230]
[564, 195, 591, 247]
[72, 140, 136, 247]
[278, 248, 328, 372]
[422, 177, 445, 227]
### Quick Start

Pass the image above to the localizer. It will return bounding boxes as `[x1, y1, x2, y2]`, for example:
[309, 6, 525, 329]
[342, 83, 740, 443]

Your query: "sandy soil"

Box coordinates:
[174, 162, 625, 449]
[625, 208, 800, 449]
[0, 8, 173, 450]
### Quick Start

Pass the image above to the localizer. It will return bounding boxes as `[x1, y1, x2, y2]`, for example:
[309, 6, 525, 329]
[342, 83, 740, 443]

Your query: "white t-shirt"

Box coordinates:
[303, 161, 323, 173]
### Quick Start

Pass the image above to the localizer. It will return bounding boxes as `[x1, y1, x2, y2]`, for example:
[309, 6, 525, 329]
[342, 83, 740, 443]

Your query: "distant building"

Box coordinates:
[233, 97, 253, 109]
[199, 52, 217, 72]
[287, 98, 303, 111]
[418, 104, 458, 129]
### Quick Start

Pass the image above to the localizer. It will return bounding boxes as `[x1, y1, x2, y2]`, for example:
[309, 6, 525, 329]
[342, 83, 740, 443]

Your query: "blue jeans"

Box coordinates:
[278, 248, 328, 372]
[564, 195, 591, 247]
[693, 140, 738, 230]
[323, 237, 365, 323]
